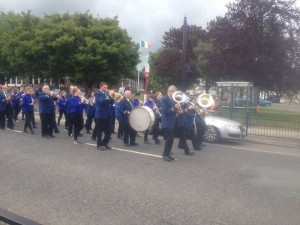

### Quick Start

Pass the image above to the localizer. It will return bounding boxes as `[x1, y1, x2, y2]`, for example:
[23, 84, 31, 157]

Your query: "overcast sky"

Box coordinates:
[1, 0, 299, 66]
[0, 0, 234, 50]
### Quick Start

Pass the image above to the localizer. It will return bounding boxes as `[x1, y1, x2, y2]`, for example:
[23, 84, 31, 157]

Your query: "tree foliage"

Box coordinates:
[153, 25, 207, 90]
[194, 0, 300, 93]
[0, 11, 140, 87]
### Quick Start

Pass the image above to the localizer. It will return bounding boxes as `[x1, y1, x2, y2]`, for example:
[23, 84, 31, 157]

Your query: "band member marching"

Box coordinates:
[57, 90, 67, 128]
[95, 82, 114, 150]
[119, 90, 138, 147]
[38, 85, 58, 138]
[21, 86, 35, 134]
[85, 90, 95, 134]
[65, 85, 75, 136]
[176, 102, 194, 155]
[143, 94, 161, 144]
[69, 88, 87, 144]
[161, 85, 180, 161]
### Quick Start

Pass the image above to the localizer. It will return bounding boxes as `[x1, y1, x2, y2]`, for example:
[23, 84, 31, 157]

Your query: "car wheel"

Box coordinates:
[203, 126, 220, 143]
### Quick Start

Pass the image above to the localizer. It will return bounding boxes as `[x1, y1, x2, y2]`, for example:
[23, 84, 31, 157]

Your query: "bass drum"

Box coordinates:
[129, 106, 155, 132]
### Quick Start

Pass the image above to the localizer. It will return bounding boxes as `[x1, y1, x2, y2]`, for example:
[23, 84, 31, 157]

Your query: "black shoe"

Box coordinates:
[23, 129, 29, 133]
[78, 133, 83, 137]
[155, 140, 162, 144]
[54, 130, 60, 133]
[169, 155, 177, 160]
[97, 146, 105, 151]
[49, 135, 55, 138]
[163, 155, 172, 162]
[185, 152, 195, 156]
[33, 126, 38, 129]
[124, 143, 130, 147]
[104, 145, 112, 150]
[30, 130, 35, 135]
[144, 140, 151, 144]
[117, 136, 123, 140]
[130, 143, 139, 146]
[91, 137, 96, 141]
[86, 130, 91, 134]
[194, 147, 202, 151]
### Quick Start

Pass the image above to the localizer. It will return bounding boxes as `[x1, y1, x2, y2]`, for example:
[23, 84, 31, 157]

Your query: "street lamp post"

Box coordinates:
[181, 15, 187, 91]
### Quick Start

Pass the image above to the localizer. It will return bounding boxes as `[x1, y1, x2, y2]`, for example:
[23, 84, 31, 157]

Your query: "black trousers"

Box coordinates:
[110, 117, 116, 133]
[191, 122, 206, 148]
[71, 113, 84, 141]
[24, 111, 34, 131]
[40, 113, 54, 137]
[85, 115, 94, 132]
[177, 126, 190, 153]
[121, 122, 137, 145]
[95, 118, 111, 147]
[13, 105, 21, 121]
[57, 110, 66, 127]
[66, 113, 73, 135]
[0, 111, 5, 129]
[144, 118, 160, 141]
[162, 128, 175, 156]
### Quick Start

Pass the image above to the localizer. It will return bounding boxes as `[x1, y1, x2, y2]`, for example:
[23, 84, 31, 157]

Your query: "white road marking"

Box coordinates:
[85, 143, 162, 158]
[231, 146, 300, 157]
[7, 129, 22, 133]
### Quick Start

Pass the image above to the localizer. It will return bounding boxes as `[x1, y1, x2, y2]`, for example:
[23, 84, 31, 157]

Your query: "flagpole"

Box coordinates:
[137, 41, 141, 93]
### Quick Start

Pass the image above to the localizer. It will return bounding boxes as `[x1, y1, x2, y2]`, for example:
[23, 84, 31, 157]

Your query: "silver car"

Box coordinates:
[204, 116, 246, 143]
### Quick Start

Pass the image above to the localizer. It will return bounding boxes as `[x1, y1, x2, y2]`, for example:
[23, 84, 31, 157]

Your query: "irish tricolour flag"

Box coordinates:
[140, 40, 151, 49]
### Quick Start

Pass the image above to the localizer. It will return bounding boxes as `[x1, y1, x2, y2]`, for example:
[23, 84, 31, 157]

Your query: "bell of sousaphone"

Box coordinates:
[196, 94, 214, 109]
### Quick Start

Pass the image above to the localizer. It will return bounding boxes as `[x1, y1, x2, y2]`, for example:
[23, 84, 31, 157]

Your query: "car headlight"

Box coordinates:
[225, 124, 240, 132]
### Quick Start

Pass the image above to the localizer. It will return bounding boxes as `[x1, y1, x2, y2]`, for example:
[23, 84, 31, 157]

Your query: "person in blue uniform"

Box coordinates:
[94, 82, 114, 150]
[57, 90, 66, 128]
[65, 85, 75, 136]
[115, 95, 123, 139]
[143, 94, 160, 144]
[161, 85, 181, 161]
[70, 88, 86, 144]
[0, 85, 8, 129]
[176, 103, 194, 155]
[119, 90, 138, 146]
[21, 86, 35, 134]
[11, 87, 22, 122]
[0, 85, 14, 130]
[38, 85, 57, 138]
[192, 109, 206, 150]
[85, 90, 95, 134]
[109, 90, 116, 134]
[131, 92, 142, 108]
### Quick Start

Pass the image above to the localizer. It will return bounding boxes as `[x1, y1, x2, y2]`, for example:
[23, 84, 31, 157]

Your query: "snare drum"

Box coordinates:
[129, 106, 155, 132]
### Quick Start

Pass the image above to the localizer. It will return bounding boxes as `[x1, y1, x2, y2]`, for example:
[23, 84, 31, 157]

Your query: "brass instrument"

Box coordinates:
[172, 91, 214, 117]
[81, 96, 88, 104]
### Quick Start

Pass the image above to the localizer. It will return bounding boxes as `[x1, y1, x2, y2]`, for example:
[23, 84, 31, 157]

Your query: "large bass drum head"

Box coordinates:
[129, 106, 154, 132]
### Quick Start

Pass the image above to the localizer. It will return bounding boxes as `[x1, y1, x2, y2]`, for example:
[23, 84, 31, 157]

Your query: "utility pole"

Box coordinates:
[181, 15, 187, 91]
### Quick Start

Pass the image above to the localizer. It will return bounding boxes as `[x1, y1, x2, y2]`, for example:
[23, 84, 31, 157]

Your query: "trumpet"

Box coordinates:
[81, 96, 88, 104]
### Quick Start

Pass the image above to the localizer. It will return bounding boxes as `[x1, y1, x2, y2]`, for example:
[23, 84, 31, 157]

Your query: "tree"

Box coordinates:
[0, 12, 140, 88]
[195, 0, 300, 93]
[154, 24, 207, 90]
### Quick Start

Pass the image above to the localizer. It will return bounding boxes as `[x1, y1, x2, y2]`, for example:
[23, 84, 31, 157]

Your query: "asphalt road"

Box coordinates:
[1, 120, 300, 225]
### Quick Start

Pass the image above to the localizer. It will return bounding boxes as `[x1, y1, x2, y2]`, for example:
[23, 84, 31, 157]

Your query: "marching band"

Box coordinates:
[0, 82, 209, 162]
